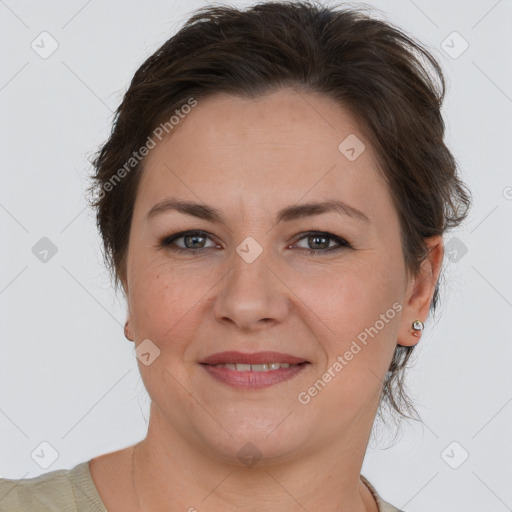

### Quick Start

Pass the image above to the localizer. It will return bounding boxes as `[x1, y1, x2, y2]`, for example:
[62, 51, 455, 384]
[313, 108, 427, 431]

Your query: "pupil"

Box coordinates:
[186, 234, 204, 248]
[310, 235, 328, 249]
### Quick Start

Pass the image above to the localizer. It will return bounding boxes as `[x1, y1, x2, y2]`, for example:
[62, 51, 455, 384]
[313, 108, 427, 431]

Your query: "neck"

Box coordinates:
[130, 404, 378, 512]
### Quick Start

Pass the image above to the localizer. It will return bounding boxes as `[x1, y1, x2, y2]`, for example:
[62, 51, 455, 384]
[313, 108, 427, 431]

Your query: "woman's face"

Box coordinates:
[123, 89, 432, 462]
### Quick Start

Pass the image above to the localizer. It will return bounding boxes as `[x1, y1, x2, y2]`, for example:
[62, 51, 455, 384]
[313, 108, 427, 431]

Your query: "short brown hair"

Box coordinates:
[87, 0, 471, 423]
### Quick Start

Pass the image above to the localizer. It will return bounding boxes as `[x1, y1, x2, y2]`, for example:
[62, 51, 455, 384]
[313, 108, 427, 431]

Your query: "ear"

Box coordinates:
[124, 318, 134, 342]
[397, 235, 444, 347]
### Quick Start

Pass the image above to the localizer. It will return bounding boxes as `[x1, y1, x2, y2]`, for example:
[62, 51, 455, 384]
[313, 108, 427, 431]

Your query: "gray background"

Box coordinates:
[1, 1, 511, 511]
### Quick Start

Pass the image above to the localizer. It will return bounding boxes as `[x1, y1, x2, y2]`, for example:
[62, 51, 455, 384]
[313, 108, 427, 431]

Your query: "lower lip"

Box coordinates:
[200, 363, 309, 389]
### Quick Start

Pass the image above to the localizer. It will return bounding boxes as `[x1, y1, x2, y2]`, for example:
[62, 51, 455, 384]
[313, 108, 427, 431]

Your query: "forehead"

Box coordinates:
[135, 89, 393, 224]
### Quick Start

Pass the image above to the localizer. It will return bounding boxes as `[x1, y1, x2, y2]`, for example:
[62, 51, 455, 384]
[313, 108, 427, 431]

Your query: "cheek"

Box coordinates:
[127, 260, 206, 348]
[128, 267, 205, 400]
[297, 261, 403, 389]
[291, 254, 402, 334]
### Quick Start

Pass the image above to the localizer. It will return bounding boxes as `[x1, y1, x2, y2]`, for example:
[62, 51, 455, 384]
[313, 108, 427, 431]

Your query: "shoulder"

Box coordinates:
[0, 460, 107, 512]
[361, 474, 406, 512]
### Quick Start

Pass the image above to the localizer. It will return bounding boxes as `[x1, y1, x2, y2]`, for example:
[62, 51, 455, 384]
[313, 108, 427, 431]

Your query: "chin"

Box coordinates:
[191, 413, 314, 467]
[207, 434, 308, 468]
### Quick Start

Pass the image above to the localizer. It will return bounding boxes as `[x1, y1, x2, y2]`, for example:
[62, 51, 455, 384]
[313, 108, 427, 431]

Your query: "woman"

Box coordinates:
[0, 1, 471, 511]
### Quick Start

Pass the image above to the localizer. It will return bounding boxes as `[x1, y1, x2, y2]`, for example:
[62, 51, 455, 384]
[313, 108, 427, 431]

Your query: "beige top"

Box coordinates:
[0, 460, 404, 511]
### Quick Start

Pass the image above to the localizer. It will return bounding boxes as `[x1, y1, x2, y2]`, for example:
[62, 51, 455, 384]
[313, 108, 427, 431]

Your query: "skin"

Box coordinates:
[89, 88, 444, 512]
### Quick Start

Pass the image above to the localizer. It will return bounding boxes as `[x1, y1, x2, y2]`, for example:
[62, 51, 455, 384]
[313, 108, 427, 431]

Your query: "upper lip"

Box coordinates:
[200, 351, 308, 365]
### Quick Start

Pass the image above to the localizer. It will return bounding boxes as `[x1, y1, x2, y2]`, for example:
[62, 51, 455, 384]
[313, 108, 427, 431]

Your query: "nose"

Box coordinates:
[213, 247, 290, 332]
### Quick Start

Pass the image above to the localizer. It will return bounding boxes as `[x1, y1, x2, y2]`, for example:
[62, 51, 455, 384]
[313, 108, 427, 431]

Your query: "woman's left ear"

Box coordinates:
[397, 235, 444, 347]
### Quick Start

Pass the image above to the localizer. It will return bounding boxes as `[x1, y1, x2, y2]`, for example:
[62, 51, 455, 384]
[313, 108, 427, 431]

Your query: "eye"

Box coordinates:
[291, 231, 351, 255]
[160, 230, 218, 253]
[159, 230, 351, 255]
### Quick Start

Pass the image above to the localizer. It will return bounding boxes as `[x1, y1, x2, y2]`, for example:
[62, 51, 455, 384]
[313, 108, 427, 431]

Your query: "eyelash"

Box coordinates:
[159, 230, 351, 256]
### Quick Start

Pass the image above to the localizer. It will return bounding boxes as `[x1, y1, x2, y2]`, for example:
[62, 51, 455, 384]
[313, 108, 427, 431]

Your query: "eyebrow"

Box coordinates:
[146, 198, 370, 224]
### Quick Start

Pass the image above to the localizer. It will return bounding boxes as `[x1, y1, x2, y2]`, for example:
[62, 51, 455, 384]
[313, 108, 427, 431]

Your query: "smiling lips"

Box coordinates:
[200, 351, 310, 389]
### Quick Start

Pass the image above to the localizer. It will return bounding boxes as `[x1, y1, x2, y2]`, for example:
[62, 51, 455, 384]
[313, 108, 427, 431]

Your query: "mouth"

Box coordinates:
[199, 351, 311, 389]
[206, 362, 303, 371]
[200, 350, 309, 366]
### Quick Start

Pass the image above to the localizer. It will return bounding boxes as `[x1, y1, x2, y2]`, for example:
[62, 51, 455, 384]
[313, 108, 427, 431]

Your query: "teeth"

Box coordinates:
[213, 362, 294, 371]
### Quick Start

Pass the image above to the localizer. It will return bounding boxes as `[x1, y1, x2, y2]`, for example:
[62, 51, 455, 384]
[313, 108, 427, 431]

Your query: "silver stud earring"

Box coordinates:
[411, 319, 424, 337]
